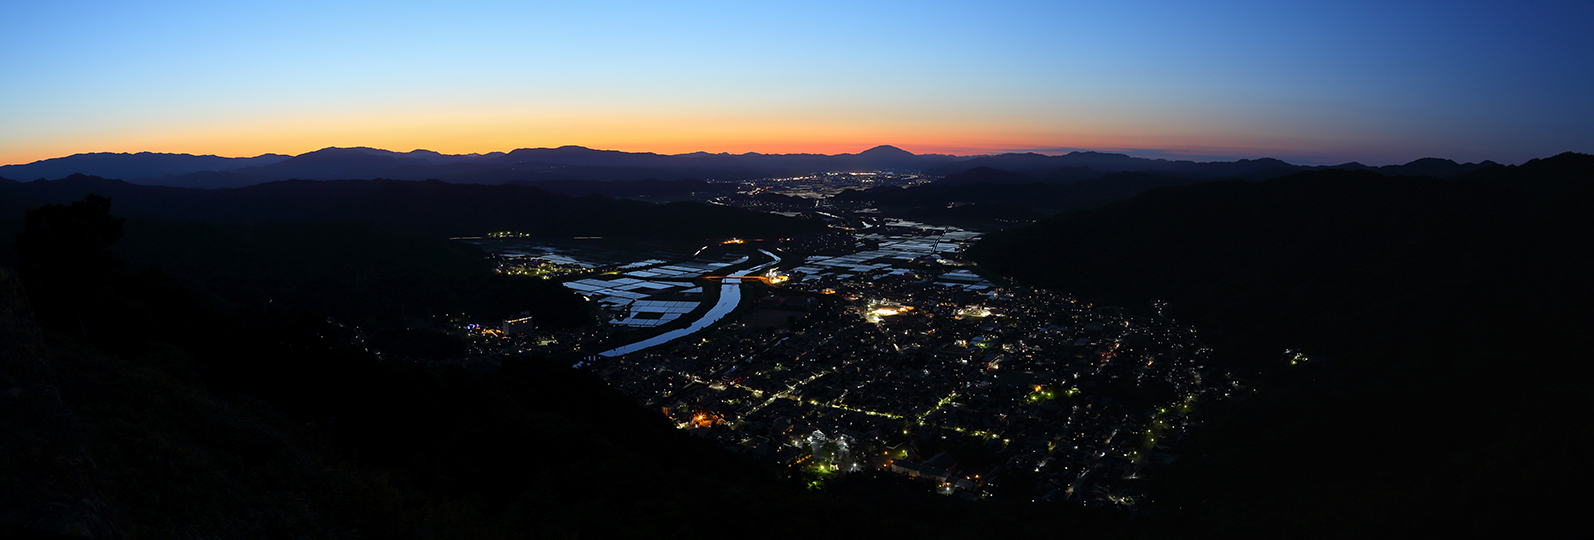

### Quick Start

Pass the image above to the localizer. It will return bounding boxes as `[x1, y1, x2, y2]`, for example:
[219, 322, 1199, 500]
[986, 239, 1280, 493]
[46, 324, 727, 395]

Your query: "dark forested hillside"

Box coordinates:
[967, 152, 1594, 537]
[505, 177, 739, 198]
[834, 170, 1207, 218]
[969, 154, 1592, 353]
[112, 219, 595, 330]
[0, 176, 825, 239]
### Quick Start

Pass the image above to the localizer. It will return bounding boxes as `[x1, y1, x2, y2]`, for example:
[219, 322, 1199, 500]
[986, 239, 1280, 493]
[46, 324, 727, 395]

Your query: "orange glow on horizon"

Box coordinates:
[0, 107, 1312, 166]
[3, 135, 1130, 166]
[1, 100, 1221, 165]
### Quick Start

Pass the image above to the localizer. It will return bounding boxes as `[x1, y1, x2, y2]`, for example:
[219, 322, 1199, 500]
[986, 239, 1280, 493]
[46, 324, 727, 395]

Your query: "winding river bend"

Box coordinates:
[594, 249, 781, 358]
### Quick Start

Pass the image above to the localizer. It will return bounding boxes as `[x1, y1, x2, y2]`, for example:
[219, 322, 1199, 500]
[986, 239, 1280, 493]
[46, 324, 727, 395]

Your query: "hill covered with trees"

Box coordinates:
[967, 152, 1594, 537]
[0, 176, 826, 239]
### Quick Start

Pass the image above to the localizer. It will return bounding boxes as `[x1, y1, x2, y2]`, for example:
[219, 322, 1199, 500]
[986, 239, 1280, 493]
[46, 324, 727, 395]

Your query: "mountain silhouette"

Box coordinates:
[927, 152, 1302, 179]
[845, 144, 940, 170]
[857, 144, 912, 156]
[239, 147, 437, 179]
[0, 151, 290, 182]
[4, 145, 1508, 190]
[1370, 157, 1500, 177]
[3, 146, 961, 187]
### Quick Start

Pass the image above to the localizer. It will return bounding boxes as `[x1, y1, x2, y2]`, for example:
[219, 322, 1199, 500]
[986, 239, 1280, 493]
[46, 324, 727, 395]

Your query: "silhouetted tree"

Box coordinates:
[13, 194, 125, 338]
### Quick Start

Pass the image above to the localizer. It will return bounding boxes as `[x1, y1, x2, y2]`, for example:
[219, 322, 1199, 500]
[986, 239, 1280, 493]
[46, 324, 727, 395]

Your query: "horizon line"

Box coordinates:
[6, 143, 1524, 169]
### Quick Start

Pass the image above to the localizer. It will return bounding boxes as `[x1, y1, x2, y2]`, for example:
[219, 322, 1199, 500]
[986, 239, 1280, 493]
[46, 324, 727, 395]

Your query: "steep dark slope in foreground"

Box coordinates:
[1, 195, 1133, 538]
[968, 153, 1594, 537]
[0, 262, 794, 538]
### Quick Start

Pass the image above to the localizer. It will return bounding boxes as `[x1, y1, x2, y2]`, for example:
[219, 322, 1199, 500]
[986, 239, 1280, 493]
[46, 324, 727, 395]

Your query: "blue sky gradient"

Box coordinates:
[3, 0, 1590, 165]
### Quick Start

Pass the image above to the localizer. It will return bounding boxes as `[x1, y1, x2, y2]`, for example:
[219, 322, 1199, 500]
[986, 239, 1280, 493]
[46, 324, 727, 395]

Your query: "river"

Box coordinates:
[593, 249, 781, 358]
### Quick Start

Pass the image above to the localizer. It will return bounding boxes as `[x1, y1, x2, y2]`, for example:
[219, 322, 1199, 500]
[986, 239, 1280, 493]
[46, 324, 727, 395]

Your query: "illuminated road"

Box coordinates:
[596, 249, 781, 357]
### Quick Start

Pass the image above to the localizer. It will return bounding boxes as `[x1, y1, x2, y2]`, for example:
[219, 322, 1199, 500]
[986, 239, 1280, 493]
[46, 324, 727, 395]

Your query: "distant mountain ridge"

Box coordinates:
[0, 145, 962, 187]
[926, 152, 1498, 182]
[0, 151, 292, 182]
[2, 145, 1506, 188]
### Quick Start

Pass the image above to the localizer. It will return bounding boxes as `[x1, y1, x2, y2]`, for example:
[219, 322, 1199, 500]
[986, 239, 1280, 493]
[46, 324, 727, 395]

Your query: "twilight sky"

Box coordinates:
[3, 0, 1590, 166]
